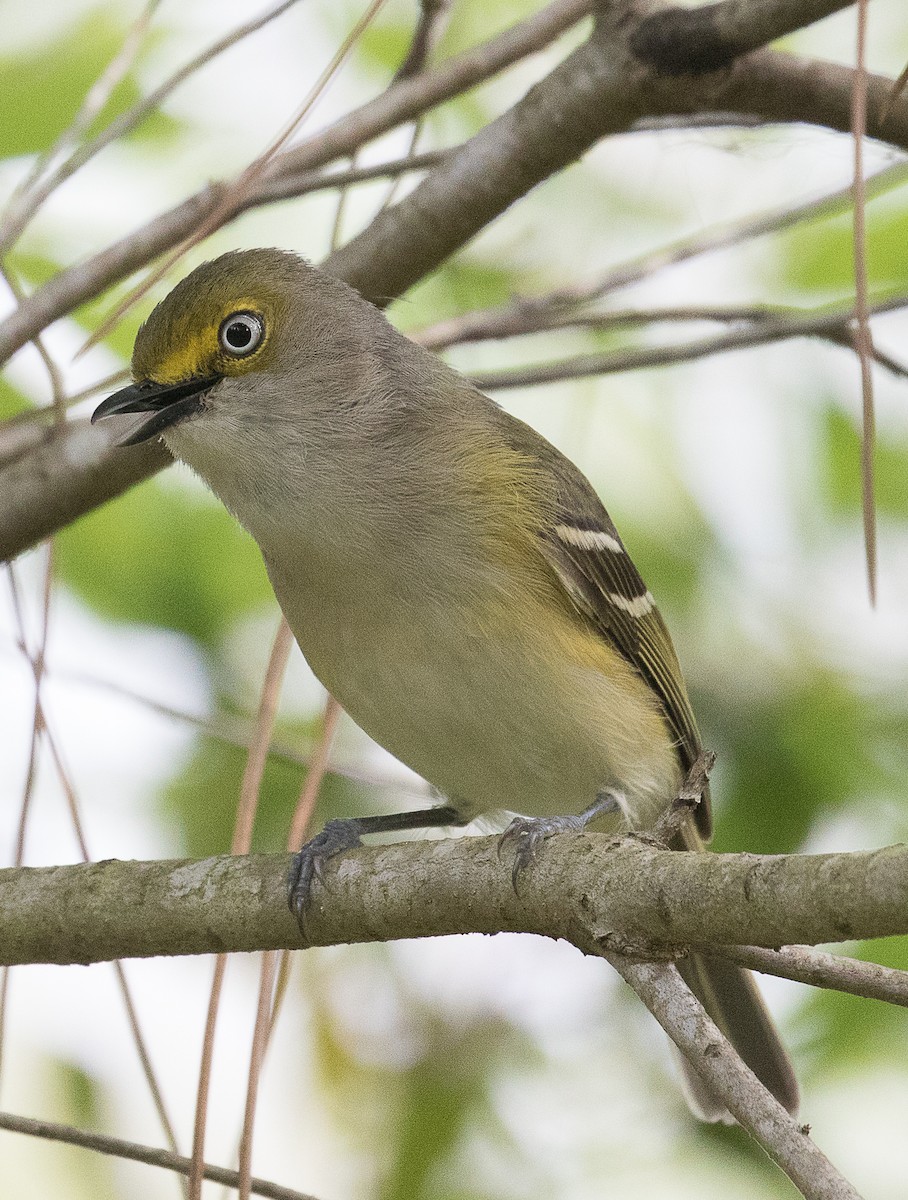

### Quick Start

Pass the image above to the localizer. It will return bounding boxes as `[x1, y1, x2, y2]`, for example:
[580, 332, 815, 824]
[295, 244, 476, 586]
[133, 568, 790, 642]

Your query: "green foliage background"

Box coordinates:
[3, 2, 908, 1198]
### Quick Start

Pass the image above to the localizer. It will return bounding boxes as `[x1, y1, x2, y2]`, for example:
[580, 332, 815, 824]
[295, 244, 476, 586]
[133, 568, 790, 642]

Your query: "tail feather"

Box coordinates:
[675, 952, 800, 1122]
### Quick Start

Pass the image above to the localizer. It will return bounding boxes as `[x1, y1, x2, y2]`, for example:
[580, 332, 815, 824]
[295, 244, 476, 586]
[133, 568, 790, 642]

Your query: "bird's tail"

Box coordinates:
[674, 951, 799, 1121]
[667, 814, 798, 1122]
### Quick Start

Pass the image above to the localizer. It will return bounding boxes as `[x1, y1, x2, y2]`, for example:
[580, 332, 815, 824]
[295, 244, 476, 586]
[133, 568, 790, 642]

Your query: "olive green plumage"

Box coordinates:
[93, 248, 797, 1121]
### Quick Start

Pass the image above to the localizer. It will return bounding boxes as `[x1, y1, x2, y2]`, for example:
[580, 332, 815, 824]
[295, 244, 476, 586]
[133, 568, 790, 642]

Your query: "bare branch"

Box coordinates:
[4, 836, 908, 966]
[0, 420, 170, 564]
[0, 0, 594, 366]
[0, 1110, 319, 1200]
[467, 291, 908, 390]
[5, 834, 907, 1197]
[708, 944, 908, 1007]
[630, 0, 857, 77]
[603, 956, 861, 1200]
[0, 0, 302, 254]
[392, 0, 452, 83]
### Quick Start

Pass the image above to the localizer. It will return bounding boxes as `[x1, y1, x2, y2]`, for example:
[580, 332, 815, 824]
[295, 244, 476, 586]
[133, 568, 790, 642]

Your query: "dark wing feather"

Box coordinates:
[512, 426, 712, 838]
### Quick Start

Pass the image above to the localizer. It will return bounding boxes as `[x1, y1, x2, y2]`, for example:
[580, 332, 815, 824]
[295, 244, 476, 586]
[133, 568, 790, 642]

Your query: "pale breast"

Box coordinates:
[266, 544, 681, 828]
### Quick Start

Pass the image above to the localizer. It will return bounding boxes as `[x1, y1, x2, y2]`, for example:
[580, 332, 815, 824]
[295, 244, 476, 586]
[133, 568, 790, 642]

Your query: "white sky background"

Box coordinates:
[2, 1, 908, 1197]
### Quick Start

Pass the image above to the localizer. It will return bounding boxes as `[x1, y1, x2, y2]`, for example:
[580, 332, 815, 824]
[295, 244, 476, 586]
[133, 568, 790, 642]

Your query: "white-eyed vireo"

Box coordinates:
[92, 248, 797, 1121]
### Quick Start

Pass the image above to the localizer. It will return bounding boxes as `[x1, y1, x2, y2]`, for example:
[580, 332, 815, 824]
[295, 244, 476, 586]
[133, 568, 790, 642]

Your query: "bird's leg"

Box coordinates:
[288, 803, 466, 931]
[498, 790, 622, 891]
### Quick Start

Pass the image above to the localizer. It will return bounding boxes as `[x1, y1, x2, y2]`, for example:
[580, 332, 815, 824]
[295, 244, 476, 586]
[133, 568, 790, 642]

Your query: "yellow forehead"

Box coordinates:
[144, 295, 264, 384]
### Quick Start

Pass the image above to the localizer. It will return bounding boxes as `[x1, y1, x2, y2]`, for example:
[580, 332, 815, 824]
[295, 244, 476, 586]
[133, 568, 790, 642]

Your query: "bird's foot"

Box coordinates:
[287, 804, 467, 936]
[497, 791, 622, 892]
[288, 819, 364, 934]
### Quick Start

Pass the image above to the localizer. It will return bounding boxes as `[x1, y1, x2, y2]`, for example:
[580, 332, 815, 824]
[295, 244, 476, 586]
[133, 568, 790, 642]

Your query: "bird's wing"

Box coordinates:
[512, 426, 711, 839]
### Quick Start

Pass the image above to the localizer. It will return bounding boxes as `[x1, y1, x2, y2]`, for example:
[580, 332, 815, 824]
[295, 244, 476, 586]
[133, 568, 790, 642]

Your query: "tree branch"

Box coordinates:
[0, 0, 594, 367]
[0, 1110, 318, 1200]
[708, 943, 908, 1006]
[630, 0, 856, 77]
[467, 291, 908, 390]
[4, 835, 908, 967]
[5, 14, 908, 558]
[604, 956, 861, 1200]
[0, 421, 170, 564]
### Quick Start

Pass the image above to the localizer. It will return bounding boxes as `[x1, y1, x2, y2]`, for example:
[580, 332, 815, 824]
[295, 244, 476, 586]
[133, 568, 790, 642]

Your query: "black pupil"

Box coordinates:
[226, 320, 253, 349]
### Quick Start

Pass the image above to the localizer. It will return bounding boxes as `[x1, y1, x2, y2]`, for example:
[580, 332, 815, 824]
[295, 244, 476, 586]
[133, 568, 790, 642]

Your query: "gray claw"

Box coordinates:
[498, 817, 552, 892]
[287, 819, 364, 935]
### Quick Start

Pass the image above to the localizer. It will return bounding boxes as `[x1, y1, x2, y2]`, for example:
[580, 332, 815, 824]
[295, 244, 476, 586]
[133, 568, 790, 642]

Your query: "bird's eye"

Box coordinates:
[218, 311, 264, 358]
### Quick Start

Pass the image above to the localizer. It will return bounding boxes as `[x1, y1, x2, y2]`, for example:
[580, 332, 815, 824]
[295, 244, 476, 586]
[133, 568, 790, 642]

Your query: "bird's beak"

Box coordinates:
[91, 376, 218, 446]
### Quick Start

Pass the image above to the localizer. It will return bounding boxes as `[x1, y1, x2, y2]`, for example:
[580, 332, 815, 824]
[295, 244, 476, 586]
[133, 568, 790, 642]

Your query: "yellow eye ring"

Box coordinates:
[219, 311, 264, 358]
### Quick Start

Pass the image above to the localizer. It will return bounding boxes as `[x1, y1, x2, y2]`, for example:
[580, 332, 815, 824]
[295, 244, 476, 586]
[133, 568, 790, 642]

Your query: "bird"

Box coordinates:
[92, 247, 798, 1121]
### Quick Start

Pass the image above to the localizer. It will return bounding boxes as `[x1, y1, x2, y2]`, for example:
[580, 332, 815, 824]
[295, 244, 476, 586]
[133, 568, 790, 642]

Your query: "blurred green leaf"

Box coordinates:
[706, 672, 896, 854]
[55, 474, 274, 648]
[0, 374, 31, 419]
[395, 257, 536, 332]
[0, 12, 179, 160]
[782, 197, 908, 295]
[163, 721, 364, 855]
[57, 1060, 102, 1126]
[6, 248, 61, 289]
[821, 405, 908, 519]
[355, 16, 415, 79]
[794, 936, 908, 1074]
[382, 1018, 527, 1200]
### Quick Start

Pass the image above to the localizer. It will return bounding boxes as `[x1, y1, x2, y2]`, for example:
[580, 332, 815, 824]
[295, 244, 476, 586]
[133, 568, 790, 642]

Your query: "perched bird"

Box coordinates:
[93, 248, 798, 1121]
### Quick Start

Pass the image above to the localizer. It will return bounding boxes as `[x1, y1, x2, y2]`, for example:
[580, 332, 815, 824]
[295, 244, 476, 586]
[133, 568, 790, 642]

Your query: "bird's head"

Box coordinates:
[91, 248, 419, 541]
[91, 248, 359, 449]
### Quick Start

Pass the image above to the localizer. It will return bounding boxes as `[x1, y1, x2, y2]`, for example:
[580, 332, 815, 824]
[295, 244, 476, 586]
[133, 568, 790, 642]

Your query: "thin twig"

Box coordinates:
[0, 267, 67, 423]
[707, 944, 908, 1007]
[17, 664, 421, 794]
[236, 666, 337, 1200]
[42, 704, 182, 1163]
[416, 303, 802, 350]
[0, 567, 45, 1096]
[189, 620, 294, 1200]
[602, 956, 861, 1200]
[376, 0, 452, 212]
[238, 953, 280, 1200]
[0, 0, 595, 366]
[0, 271, 62, 1102]
[393, 0, 453, 83]
[467, 290, 908, 390]
[0, 0, 302, 255]
[0, 1110, 320, 1200]
[0, 265, 65, 1096]
[651, 752, 715, 846]
[256, 699, 343, 1078]
[425, 155, 908, 341]
[0, 0, 161, 251]
[852, 0, 876, 605]
[256, 147, 446, 206]
[85, 0, 390, 351]
[3, 559, 181, 1161]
